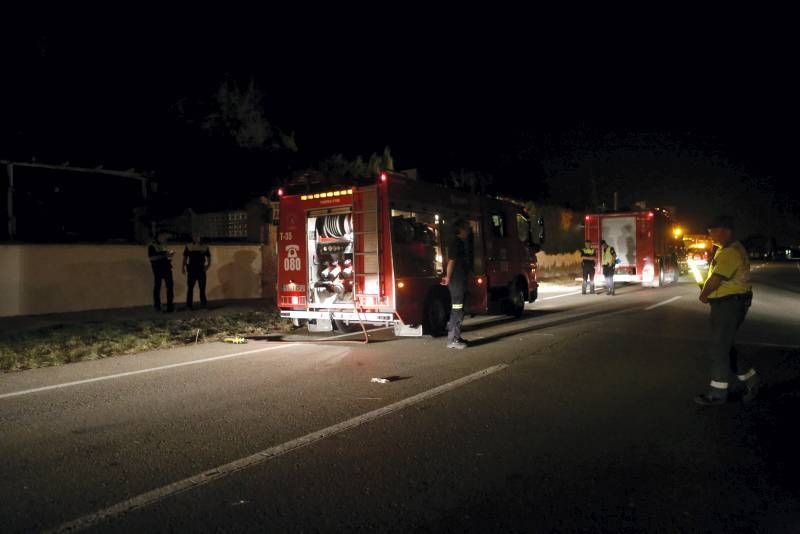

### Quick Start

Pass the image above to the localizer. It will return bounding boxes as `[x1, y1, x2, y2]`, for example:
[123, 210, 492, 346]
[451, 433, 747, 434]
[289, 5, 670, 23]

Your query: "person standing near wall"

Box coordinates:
[148, 231, 174, 312]
[183, 233, 211, 310]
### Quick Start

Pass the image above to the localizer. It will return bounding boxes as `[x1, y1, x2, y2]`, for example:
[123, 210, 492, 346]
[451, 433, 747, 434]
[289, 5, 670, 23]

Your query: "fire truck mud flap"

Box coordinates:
[394, 322, 423, 337]
[308, 319, 334, 332]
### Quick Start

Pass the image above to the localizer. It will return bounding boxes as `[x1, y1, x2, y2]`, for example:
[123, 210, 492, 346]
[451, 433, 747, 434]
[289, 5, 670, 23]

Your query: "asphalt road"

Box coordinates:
[2, 262, 800, 533]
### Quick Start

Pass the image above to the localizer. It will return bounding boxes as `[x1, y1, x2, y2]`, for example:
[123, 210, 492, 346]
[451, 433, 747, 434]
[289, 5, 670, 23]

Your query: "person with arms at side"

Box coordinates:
[441, 219, 472, 350]
[183, 233, 211, 310]
[148, 231, 174, 313]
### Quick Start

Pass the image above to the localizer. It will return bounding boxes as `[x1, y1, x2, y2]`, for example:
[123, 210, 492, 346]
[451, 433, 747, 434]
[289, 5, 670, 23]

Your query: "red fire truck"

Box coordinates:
[277, 171, 542, 336]
[584, 208, 680, 288]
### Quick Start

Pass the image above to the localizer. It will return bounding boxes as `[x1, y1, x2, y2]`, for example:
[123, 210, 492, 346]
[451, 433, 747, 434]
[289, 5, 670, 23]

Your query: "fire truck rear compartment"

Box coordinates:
[307, 211, 355, 307]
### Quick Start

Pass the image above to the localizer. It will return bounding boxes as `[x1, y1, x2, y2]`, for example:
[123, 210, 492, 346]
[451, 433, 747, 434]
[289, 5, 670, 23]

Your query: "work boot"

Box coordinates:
[742, 374, 761, 403]
[694, 393, 727, 406]
[447, 341, 467, 350]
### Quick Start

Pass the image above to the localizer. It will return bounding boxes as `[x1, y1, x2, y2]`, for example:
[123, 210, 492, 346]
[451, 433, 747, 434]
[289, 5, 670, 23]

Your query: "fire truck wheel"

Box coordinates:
[658, 260, 665, 287]
[423, 289, 451, 337]
[508, 282, 526, 317]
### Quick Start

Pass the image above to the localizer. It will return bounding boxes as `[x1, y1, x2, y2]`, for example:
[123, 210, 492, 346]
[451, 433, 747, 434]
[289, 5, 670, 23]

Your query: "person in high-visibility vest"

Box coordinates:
[147, 231, 175, 312]
[695, 215, 759, 406]
[182, 233, 212, 310]
[580, 240, 597, 295]
[600, 240, 617, 295]
[441, 219, 472, 349]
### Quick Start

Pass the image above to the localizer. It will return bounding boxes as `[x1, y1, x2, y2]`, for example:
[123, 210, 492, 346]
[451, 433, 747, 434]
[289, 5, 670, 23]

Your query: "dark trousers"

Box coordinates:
[708, 294, 752, 386]
[447, 278, 466, 343]
[152, 267, 174, 310]
[603, 265, 615, 294]
[187, 269, 207, 308]
[582, 263, 595, 292]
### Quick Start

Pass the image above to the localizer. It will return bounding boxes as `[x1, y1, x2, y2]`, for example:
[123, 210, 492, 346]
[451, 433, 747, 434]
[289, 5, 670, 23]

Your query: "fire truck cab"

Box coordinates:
[277, 171, 541, 336]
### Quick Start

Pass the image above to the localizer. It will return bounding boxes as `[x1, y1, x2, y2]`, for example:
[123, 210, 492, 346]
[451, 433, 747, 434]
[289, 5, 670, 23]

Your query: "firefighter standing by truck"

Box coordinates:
[601, 240, 617, 295]
[695, 215, 759, 406]
[441, 219, 472, 349]
[581, 240, 597, 295]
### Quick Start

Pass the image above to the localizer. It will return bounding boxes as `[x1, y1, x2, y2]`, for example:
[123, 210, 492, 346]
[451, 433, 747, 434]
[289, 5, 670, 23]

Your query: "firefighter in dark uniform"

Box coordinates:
[148, 231, 174, 312]
[580, 240, 597, 295]
[183, 233, 212, 310]
[441, 219, 472, 350]
[695, 215, 759, 405]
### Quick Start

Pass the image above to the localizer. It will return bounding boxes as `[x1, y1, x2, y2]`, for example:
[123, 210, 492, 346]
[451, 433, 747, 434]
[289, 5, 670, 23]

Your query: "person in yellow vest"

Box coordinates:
[600, 239, 617, 295]
[182, 233, 212, 310]
[147, 231, 175, 312]
[695, 215, 759, 406]
[580, 240, 597, 295]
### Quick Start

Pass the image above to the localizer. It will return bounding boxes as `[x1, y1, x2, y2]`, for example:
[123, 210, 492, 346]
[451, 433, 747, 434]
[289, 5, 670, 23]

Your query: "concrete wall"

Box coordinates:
[0, 244, 265, 317]
[536, 250, 582, 279]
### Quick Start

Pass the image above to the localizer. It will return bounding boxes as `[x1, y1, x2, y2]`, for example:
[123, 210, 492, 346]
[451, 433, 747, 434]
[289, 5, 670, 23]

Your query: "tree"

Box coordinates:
[175, 78, 297, 153]
[201, 78, 297, 152]
[446, 169, 493, 195]
[304, 147, 395, 182]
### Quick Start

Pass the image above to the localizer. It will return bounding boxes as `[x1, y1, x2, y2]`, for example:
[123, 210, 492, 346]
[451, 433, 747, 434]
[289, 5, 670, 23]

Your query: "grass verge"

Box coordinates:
[0, 310, 291, 373]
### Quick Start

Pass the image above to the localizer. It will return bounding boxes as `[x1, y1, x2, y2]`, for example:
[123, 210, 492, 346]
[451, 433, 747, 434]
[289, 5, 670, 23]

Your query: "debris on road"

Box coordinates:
[224, 336, 247, 344]
[371, 377, 390, 384]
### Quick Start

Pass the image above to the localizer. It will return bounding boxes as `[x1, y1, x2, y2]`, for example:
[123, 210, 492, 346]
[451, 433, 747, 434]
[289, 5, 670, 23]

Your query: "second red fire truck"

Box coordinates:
[584, 208, 681, 288]
[277, 171, 542, 335]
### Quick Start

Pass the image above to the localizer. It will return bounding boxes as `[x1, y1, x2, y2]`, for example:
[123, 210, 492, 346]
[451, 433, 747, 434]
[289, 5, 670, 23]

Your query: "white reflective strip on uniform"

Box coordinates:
[451, 304, 463, 309]
[737, 369, 756, 381]
[710, 380, 729, 389]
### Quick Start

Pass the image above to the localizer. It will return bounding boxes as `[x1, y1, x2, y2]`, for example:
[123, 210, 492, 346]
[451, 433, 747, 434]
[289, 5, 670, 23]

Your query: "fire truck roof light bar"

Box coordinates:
[300, 189, 354, 201]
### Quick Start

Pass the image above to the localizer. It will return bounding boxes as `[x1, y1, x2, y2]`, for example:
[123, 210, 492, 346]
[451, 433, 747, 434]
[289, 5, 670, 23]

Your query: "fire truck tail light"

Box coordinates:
[642, 264, 655, 283]
[380, 172, 388, 182]
[476, 277, 484, 285]
[277, 188, 284, 196]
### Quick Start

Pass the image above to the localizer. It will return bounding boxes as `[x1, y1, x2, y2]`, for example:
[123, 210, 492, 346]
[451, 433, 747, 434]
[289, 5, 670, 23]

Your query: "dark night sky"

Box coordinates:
[2, 12, 798, 238]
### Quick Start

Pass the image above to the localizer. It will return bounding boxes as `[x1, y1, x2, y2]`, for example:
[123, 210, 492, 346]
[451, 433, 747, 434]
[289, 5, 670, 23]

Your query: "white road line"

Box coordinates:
[0, 344, 296, 401]
[49, 363, 509, 533]
[540, 290, 583, 300]
[644, 296, 682, 311]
